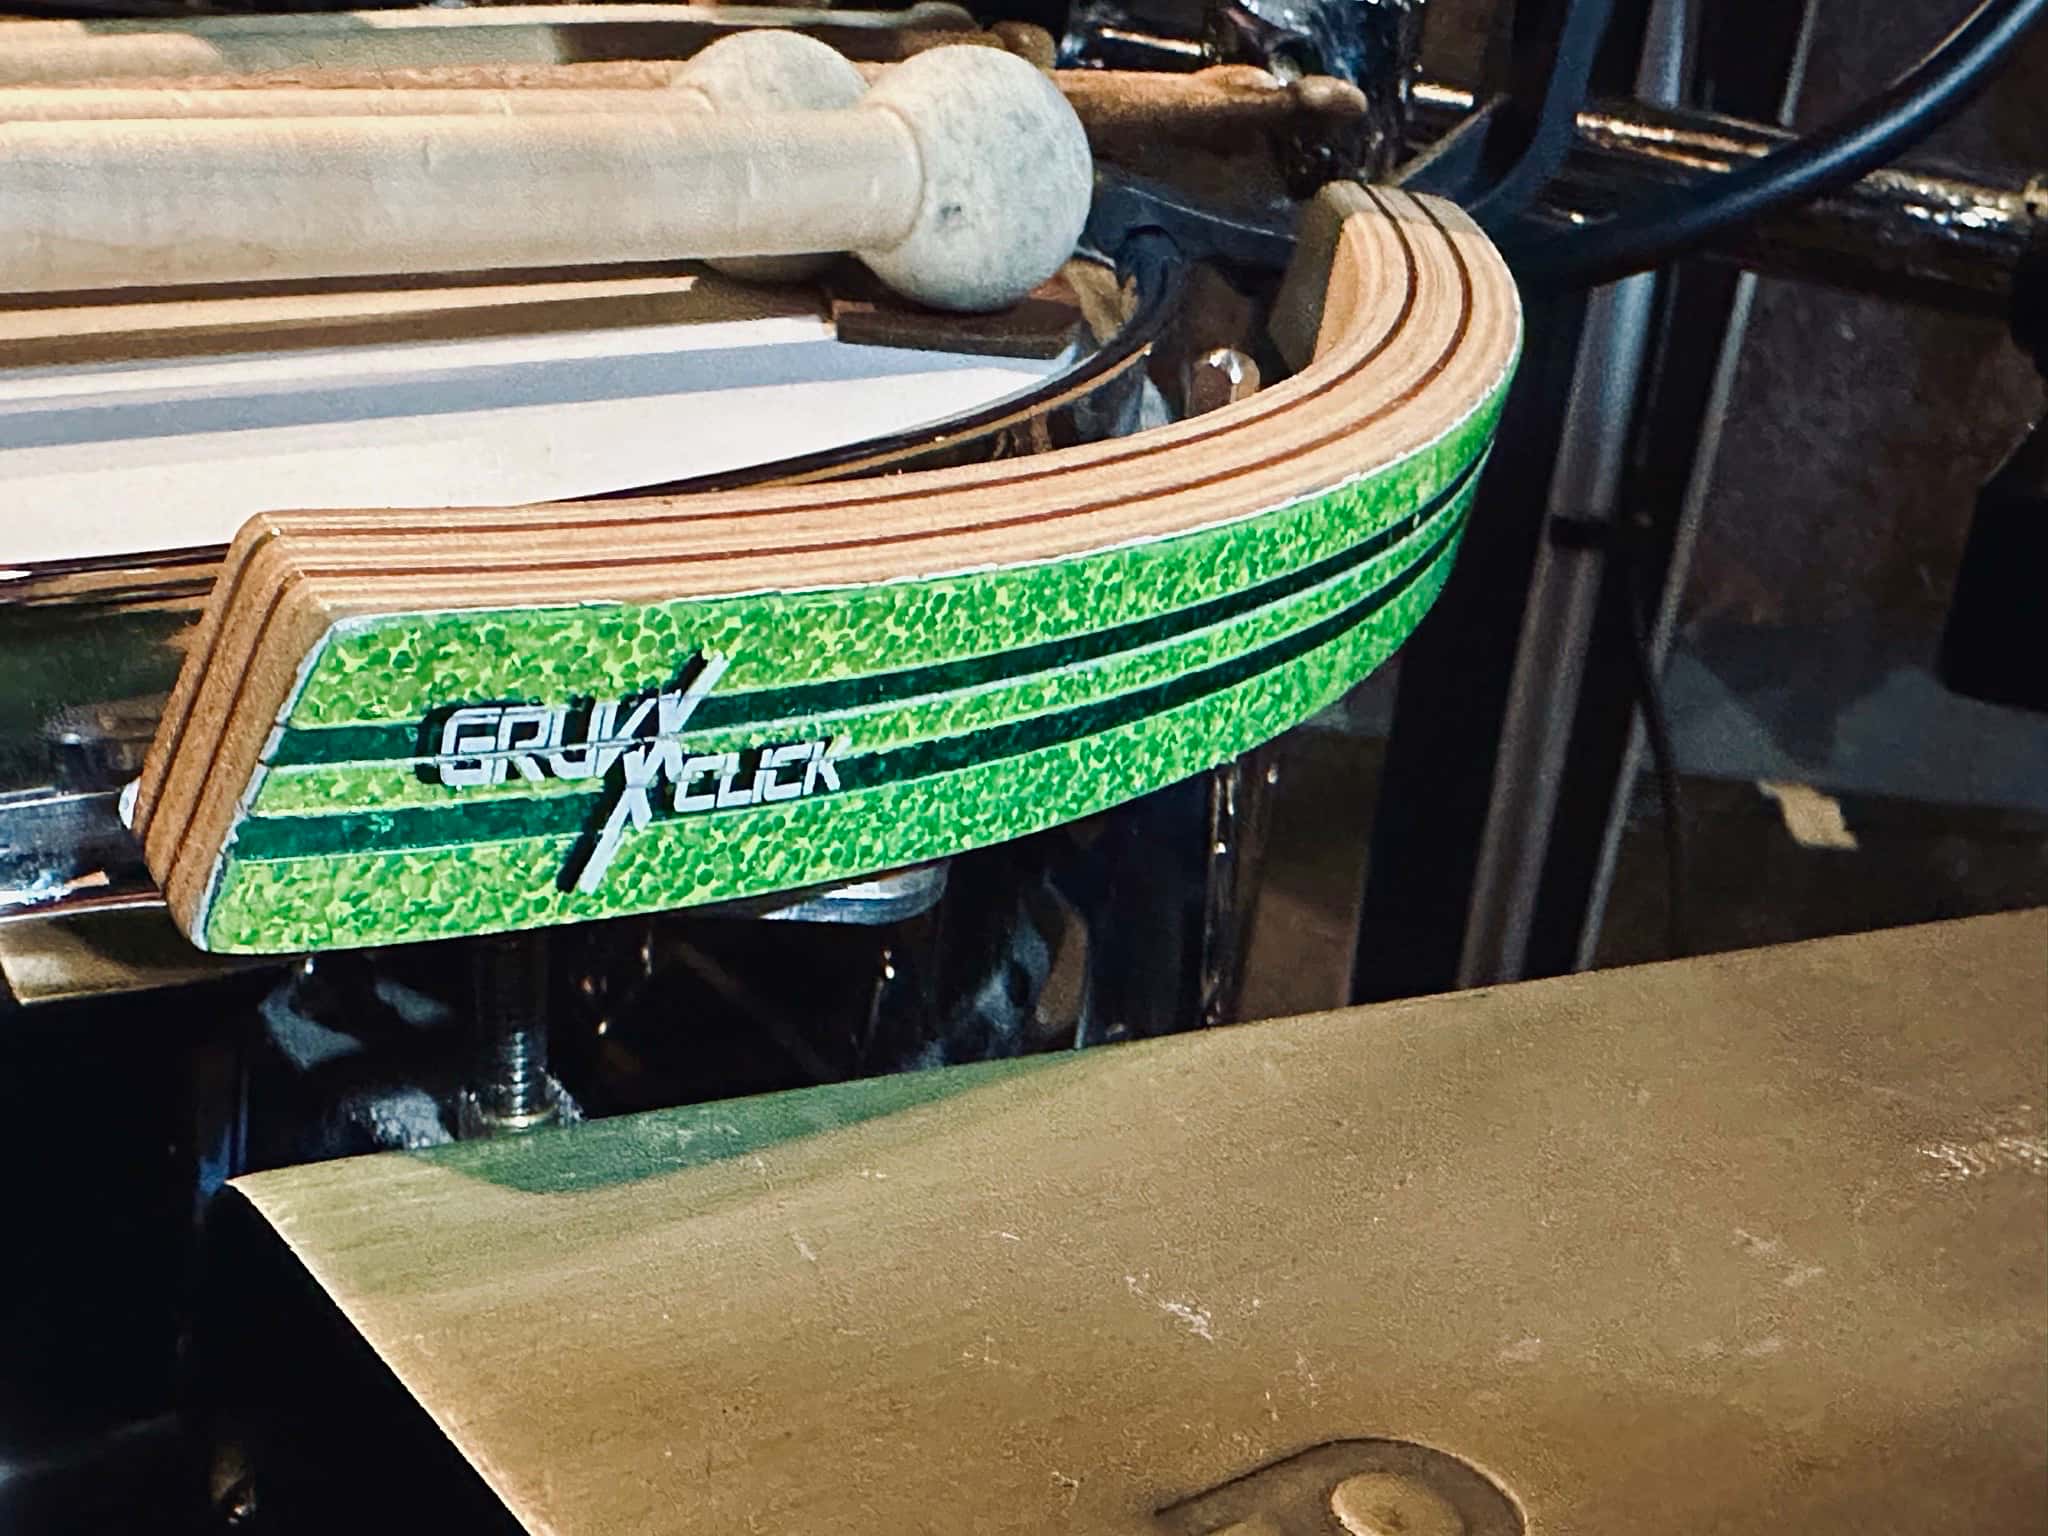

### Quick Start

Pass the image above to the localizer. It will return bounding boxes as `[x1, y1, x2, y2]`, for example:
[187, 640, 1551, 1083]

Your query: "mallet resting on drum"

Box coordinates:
[0, 38, 1093, 311]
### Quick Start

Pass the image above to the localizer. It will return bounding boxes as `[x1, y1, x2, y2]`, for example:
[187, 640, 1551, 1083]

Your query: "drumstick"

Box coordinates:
[0, 3, 986, 85]
[0, 67, 1368, 166]
[0, 44, 1092, 312]
[0, 88, 689, 121]
[0, 33, 863, 146]
[0, 28, 860, 121]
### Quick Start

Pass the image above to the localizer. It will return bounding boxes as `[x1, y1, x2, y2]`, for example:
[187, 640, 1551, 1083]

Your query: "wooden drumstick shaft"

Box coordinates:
[0, 108, 923, 291]
[0, 4, 984, 85]
[0, 30, 852, 134]
[0, 88, 698, 122]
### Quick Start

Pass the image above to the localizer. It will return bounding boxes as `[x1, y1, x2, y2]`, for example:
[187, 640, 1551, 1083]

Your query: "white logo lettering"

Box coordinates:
[424, 652, 848, 892]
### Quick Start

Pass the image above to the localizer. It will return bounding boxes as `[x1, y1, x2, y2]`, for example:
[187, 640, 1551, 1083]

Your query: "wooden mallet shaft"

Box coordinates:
[0, 3, 985, 84]
[0, 45, 1091, 311]
[0, 111, 910, 280]
[0, 88, 688, 122]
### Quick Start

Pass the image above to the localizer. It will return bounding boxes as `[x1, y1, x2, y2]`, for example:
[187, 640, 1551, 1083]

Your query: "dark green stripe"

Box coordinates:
[267, 453, 1485, 770]
[229, 504, 1468, 865]
[859, 506, 1459, 785]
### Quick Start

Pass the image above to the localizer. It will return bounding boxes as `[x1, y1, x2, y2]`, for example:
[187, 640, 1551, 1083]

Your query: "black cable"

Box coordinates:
[1464, 0, 1619, 233]
[1619, 552, 1688, 960]
[1504, 0, 2048, 289]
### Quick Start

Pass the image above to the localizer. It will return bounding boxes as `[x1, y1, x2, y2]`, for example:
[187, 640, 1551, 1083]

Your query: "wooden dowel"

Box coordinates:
[21, 62, 689, 93]
[0, 87, 692, 121]
[0, 67, 1367, 153]
[0, 46, 1091, 312]
[0, 110, 922, 287]
[0, 3, 982, 84]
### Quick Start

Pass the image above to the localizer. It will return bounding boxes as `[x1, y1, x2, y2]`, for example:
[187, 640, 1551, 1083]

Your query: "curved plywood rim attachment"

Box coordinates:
[134, 185, 1521, 953]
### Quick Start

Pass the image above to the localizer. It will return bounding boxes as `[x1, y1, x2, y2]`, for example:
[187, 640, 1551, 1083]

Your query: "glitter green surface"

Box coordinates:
[250, 463, 1480, 819]
[197, 370, 1511, 954]
[285, 389, 1503, 731]
[232, 491, 1469, 863]
[202, 521, 1462, 953]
